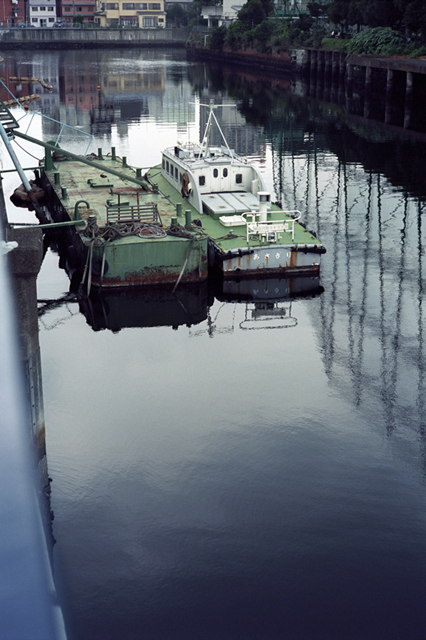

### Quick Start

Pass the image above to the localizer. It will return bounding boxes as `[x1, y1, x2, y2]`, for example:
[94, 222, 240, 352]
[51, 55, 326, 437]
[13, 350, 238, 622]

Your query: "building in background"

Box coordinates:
[201, 0, 243, 28]
[28, 0, 57, 27]
[57, 0, 97, 24]
[95, 0, 166, 27]
[0, 0, 25, 26]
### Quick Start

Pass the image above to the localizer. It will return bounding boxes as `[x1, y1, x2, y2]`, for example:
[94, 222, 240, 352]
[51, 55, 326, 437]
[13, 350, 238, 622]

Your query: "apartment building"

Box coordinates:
[28, 0, 57, 27]
[0, 0, 25, 26]
[95, 0, 166, 28]
[57, 0, 97, 24]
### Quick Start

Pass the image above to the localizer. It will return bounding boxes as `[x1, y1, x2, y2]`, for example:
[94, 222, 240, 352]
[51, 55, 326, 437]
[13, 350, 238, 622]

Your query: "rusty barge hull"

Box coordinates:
[34, 147, 324, 288]
[38, 155, 208, 289]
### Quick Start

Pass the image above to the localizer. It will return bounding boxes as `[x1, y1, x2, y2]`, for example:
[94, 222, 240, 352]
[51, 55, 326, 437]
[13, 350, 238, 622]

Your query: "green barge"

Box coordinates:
[35, 145, 326, 289]
[4, 99, 325, 289]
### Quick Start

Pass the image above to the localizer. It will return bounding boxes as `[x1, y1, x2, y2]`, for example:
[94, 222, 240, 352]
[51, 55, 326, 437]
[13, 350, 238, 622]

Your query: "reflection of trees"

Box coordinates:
[191, 63, 426, 460]
[195, 62, 426, 201]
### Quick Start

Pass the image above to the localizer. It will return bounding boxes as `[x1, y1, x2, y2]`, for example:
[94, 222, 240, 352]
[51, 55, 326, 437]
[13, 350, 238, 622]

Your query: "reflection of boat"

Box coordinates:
[188, 274, 323, 337]
[239, 300, 297, 330]
[78, 282, 211, 332]
[218, 274, 324, 301]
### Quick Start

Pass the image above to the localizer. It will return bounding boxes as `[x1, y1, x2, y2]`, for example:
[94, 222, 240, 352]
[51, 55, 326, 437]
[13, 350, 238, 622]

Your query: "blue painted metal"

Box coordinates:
[0, 222, 67, 640]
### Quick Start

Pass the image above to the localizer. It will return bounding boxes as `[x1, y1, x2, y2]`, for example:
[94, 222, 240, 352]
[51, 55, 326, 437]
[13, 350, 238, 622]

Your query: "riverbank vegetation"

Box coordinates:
[185, 0, 426, 58]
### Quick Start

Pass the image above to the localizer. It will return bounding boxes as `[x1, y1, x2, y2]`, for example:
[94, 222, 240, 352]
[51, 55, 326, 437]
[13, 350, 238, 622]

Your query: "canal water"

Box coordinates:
[3, 48, 426, 639]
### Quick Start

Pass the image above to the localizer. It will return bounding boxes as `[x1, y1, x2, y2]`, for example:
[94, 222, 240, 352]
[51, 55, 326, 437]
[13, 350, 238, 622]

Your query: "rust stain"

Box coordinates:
[92, 266, 208, 287]
[289, 250, 298, 268]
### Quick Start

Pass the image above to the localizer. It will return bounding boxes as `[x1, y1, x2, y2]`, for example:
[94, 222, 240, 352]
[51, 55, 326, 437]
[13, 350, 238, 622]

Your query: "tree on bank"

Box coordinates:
[202, 0, 426, 54]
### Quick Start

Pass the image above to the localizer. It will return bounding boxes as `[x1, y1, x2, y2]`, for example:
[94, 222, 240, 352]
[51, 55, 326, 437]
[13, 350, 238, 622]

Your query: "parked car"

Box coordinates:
[52, 21, 68, 28]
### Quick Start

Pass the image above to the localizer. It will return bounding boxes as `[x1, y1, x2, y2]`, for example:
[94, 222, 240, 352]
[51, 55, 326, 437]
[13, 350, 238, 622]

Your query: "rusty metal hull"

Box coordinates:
[219, 243, 323, 277]
[89, 235, 208, 288]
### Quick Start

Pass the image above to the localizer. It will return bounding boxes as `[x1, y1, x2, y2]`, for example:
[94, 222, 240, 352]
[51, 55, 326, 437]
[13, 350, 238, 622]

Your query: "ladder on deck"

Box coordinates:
[0, 100, 20, 138]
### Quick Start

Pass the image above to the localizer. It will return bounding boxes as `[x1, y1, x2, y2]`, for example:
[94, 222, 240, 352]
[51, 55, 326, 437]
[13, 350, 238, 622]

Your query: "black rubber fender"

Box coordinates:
[92, 256, 109, 276]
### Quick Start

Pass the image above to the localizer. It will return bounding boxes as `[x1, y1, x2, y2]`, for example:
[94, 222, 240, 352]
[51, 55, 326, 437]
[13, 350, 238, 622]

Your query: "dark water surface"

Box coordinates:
[4, 48, 426, 639]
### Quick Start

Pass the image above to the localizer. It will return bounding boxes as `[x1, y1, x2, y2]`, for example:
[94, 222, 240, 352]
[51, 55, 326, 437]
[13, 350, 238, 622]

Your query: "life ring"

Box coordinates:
[181, 172, 191, 198]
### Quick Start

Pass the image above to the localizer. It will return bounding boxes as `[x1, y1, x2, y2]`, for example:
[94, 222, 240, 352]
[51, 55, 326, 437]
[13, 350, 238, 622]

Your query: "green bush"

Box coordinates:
[208, 25, 227, 50]
[225, 20, 246, 50]
[348, 27, 406, 55]
[409, 46, 426, 58]
[321, 37, 349, 51]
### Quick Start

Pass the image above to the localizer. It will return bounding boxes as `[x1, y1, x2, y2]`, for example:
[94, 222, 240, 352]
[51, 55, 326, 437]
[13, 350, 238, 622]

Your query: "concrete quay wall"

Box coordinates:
[0, 27, 189, 49]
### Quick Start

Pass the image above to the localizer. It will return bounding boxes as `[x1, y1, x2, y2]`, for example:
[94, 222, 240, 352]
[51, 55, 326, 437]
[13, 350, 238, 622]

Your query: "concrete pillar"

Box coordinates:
[324, 50, 331, 77]
[6, 225, 45, 458]
[310, 49, 317, 81]
[404, 71, 413, 129]
[364, 65, 372, 119]
[346, 63, 354, 98]
[317, 49, 324, 77]
[385, 68, 394, 124]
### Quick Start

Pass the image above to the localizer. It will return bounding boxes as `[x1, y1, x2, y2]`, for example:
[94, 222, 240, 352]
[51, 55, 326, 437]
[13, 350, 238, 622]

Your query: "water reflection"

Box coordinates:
[11, 46, 421, 449]
[4, 48, 426, 639]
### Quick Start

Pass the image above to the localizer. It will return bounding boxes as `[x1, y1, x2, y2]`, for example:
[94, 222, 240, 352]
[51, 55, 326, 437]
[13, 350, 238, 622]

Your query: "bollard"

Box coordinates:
[98, 148, 103, 159]
[176, 203, 182, 217]
[111, 146, 116, 161]
[185, 210, 191, 228]
[61, 187, 67, 199]
[54, 172, 60, 185]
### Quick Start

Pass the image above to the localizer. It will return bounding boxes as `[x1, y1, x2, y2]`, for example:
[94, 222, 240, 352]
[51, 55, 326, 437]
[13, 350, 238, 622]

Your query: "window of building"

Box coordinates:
[148, 3, 160, 8]
[40, 6, 46, 10]
[48, 7, 54, 10]
[199, 176, 205, 186]
[33, 6, 38, 10]
[48, 16, 54, 20]
[64, 6, 71, 10]
[122, 2, 135, 8]
[136, 2, 147, 8]
[236, 173, 242, 184]
[143, 16, 155, 25]
[31, 17, 37, 21]
[106, 3, 118, 8]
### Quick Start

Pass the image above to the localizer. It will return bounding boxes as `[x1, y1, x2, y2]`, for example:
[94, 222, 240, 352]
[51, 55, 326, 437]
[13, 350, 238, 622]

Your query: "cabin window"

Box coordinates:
[162, 158, 165, 169]
[199, 175, 205, 186]
[175, 167, 178, 180]
[223, 168, 228, 177]
[213, 168, 218, 178]
[166, 161, 169, 173]
[236, 173, 242, 184]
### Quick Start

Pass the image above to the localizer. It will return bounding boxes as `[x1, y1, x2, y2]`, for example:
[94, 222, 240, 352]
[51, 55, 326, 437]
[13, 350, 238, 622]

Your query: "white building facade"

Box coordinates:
[29, 0, 57, 27]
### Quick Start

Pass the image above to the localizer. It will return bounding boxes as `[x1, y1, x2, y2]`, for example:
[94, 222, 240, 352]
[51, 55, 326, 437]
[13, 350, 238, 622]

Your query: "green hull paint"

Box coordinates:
[41, 151, 324, 287]
[42, 155, 209, 287]
[90, 234, 208, 287]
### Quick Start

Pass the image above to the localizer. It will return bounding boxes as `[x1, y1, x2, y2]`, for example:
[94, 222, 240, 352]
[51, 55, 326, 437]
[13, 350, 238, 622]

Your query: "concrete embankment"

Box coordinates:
[0, 27, 189, 49]
[188, 45, 426, 81]
[187, 45, 297, 77]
